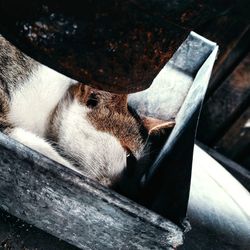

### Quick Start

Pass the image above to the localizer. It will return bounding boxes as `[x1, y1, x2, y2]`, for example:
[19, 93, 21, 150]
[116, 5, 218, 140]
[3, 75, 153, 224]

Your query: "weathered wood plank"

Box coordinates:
[215, 106, 250, 169]
[0, 132, 183, 250]
[197, 53, 250, 145]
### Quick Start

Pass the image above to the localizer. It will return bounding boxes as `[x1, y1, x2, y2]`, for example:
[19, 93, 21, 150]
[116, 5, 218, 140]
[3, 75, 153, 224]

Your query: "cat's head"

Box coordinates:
[51, 83, 174, 188]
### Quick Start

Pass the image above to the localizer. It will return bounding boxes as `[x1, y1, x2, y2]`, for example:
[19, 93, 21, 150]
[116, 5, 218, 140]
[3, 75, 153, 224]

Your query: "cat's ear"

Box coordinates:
[142, 116, 175, 135]
[68, 83, 88, 101]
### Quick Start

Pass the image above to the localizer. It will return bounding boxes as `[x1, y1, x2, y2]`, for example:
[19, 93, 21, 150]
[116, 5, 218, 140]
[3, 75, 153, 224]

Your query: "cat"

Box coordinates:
[0, 35, 174, 189]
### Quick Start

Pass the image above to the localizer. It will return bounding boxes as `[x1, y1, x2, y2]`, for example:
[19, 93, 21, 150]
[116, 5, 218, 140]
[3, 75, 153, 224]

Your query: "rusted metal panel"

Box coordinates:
[0, 0, 188, 94]
[0, 0, 240, 95]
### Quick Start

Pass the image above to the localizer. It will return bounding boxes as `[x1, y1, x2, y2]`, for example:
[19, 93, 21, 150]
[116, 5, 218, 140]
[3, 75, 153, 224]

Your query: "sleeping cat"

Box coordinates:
[0, 35, 174, 188]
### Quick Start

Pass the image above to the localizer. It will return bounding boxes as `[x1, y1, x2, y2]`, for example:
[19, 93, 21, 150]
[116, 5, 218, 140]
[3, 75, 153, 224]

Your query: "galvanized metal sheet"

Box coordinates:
[128, 32, 218, 224]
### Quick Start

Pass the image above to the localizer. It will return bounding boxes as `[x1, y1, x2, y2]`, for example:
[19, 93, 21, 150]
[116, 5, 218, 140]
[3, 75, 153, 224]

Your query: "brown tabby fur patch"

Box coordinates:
[69, 84, 147, 156]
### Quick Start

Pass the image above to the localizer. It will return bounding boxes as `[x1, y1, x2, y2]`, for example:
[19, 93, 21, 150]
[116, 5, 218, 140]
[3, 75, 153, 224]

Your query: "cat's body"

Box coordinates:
[0, 35, 174, 189]
[0, 35, 150, 187]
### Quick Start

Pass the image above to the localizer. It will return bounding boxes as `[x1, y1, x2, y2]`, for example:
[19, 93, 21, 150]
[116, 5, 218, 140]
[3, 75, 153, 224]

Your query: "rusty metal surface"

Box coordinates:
[0, 0, 188, 93]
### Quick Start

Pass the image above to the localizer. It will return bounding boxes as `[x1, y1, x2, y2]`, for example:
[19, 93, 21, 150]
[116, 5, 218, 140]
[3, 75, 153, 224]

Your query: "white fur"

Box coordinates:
[8, 65, 75, 136]
[10, 127, 74, 168]
[56, 100, 127, 185]
[7, 64, 127, 185]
